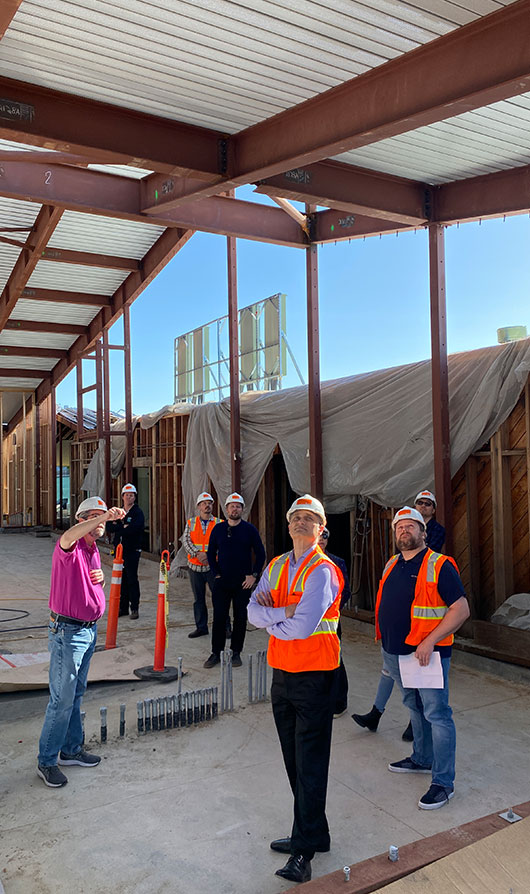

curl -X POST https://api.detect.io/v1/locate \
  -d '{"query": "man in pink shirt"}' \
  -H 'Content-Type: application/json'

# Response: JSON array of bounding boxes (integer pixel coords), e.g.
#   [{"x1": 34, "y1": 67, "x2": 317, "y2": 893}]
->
[{"x1": 37, "y1": 496, "x2": 125, "y2": 788}]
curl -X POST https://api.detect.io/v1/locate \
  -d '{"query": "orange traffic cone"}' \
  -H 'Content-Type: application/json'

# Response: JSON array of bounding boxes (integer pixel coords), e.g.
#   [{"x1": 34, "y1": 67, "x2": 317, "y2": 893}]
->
[
  {"x1": 105, "y1": 543, "x2": 123, "y2": 650},
  {"x1": 134, "y1": 550, "x2": 178, "y2": 682}
]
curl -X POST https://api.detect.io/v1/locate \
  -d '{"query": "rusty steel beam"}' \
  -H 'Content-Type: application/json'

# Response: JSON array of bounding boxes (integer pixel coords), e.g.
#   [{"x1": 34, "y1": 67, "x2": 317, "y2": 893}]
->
[
  {"x1": 5, "y1": 319, "x2": 86, "y2": 336},
  {"x1": 231, "y1": 0, "x2": 530, "y2": 182},
  {"x1": 429, "y1": 224, "x2": 452, "y2": 554},
  {"x1": 0, "y1": 345, "x2": 68, "y2": 359},
  {"x1": 306, "y1": 206, "x2": 323, "y2": 500},
  {"x1": 0, "y1": 160, "x2": 306, "y2": 246},
  {"x1": 312, "y1": 208, "x2": 413, "y2": 242},
  {"x1": 0, "y1": 76, "x2": 223, "y2": 177},
  {"x1": 0, "y1": 1, "x2": 22, "y2": 40},
  {"x1": 21, "y1": 287, "x2": 111, "y2": 306},
  {"x1": 40, "y1": 247, "x2": 139, "y2": 271},
  {"x1": 123, "y1": 305, "x2": 133, "y2": 483},
  {"x1": 35, "y1": 227, "x2": 194, "y2": 404},
  {"x1": 435, "y1": 164, "x2": 530, "y2": 224},
  {"x1": 0, "y1": 204, "x2": 63, "y2": 330},
  {"x1": 0, "y1": 367, "x2": 50, "y2": 378},
  {"x1": 227, "y1": 236, "x2": 241, "y2": 492},
  {"x1": 256, "y1": 160, "x2": 428, "y2": 224}
]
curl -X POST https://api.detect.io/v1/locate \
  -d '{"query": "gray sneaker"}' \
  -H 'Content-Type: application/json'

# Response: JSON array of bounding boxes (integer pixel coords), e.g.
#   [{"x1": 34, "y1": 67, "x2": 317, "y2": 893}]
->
[
  {"x1": 58, "y1": 750, "x2": 101, "y2": 767},
  {"x1": 388, "y1": 757, "x2": 431, "y2": 773},
  {"x1": 37, "y1": 764, "x2": 68, "y2": 787}
]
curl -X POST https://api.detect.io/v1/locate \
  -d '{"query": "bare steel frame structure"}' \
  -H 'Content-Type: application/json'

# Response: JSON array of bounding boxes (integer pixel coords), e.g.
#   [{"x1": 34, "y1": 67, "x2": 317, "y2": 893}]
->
[{"x1": 0, "y1": 0, "x2": 530, "y2": 541}]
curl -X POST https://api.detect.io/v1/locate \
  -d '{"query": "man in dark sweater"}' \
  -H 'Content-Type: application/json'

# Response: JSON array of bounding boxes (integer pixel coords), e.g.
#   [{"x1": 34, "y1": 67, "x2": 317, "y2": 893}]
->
[
  {"x1": 414, "y1": 490, "x2": 445, "y2": 552},
  {"x1": 107, "y1": 483, "x2": 145, "y2": 620},
  {"x1": 204, "y1": 492, "x2": 265, "y2": 669},
  {"x1": 318, "y1": 527, "x2": 351, "y2": 717}
]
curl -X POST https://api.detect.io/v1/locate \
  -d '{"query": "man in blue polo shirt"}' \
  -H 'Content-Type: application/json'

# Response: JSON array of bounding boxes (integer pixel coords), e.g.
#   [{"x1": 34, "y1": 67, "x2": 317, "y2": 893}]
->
[{"x1": 375, "y1": 506, "x2": 469, "y2": 810}]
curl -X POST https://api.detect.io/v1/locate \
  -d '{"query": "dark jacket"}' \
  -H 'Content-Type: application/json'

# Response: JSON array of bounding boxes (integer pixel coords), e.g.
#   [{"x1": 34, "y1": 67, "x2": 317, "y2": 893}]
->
[
  {"x1": 426, "y1": 518, "x2": 445, "y2": 552},
  {"x1": 326, "y1": 550, "x2": 352, "y2": 610},
  {"x1": 108, "y1": 502, "x2": 145, "y2": 552},
  {"x1": 207, "y1": 519, "x2": 265, "y2": 586}
]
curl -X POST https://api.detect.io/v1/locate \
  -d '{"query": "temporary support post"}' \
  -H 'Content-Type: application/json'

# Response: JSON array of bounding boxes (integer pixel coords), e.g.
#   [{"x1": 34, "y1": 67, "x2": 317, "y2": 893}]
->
[
  {"x1": 227, "y1": 235, "x2": 241, "y2": 492},
  {"x1": 22, "y1": 392, "x2": 27, "y2": 525},
  {"x1": 58, "y1": 419, "x2": 63, "y2": 529},
  {"x1": 428, "y1": 223, "x2": 452, "y2": 553},
  {"x1": 306, "y1": 209, "x2": 323, "y2": 499}
]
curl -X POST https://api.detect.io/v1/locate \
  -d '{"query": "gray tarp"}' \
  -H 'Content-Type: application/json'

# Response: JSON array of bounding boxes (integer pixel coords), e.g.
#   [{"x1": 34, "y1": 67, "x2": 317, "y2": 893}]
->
[
  {"x1": 181, "y1": 339, "x2": 530, "y2": 517},
  {"x1": 82, "y1": 339, "x2": 530, "y2": 528}
]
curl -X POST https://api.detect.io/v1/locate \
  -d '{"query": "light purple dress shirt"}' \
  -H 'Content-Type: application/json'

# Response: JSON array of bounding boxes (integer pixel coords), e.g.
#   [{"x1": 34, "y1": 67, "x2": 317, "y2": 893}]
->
[{"x1": 247, "y1": 546, "x2": 339, "y2": 640}]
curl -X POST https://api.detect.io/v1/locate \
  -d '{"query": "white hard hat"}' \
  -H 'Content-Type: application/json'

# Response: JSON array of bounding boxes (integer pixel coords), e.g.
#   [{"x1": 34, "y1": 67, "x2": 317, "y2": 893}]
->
[
  {"x1": 122, "y1": 483, "x2": 137, "y2": 494},
  {"x1": 225, "y1": 492, "x2": 245, "y2": 506},
  {"x1": 287, "y1": 494, "x2": 326, "y2": 525},
  {"x1": 196, "y1": 491, "x2": 214, "y2": 504},
  {"x1": 392, "y1": 506, "x2": 425, "y2": 530},
  {"x1": 415, "y1": 490, "x2": 436, "y2": 507},
  {"x1": 75, "y1": 496, "x2": 108, "y2": 520}
]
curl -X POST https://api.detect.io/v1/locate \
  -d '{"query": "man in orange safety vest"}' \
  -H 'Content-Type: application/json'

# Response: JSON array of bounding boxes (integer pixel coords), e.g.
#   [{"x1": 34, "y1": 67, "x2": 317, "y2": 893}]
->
[
  {"x1": 248, "y1": 494, "x2": 343, "y2": 885},
  {"x1": 181, "y1": 492, "x2": 223, "y2": 638}
]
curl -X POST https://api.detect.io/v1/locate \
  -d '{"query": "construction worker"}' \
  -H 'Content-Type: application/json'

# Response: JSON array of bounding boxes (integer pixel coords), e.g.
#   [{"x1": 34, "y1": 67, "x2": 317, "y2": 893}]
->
[
  {"x1": 352, "y1": 491, "x2": 445, "y2": 741},
  {"x1": 108, "y1": 483, "x2": 145, "y2": 620},
  {"x1": 181, "y1": 491, "x2": 223, "y2": 638},
  {"x1": 377, "y1": 506, "x2": 469, "y2": 809},
  {"x1": 317, "y1": 526, "x2": 350, "y2": 717},
  {"x1": 414, "y1": 490, "x2": 445, "y2": 552},
  {"x1": 37, "y1": 497, "x2": 125, "y2": 787},
  {"x1": 203, "y1": 492, "x2": 265, "y2": 669},
  {"x1": 248, "y1": 495, "x2": 343, "y2": 884}
]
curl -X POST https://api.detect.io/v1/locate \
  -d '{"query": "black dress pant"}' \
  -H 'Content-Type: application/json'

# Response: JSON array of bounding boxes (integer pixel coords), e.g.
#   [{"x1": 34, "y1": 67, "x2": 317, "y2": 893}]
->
[
  {"x1": 271, "y1": 667, "x2": 338, "y2": 860},
  {"x1": 211, "y1": 579, "x2": 249, "y2": 655},
  {"x1": 119, "y1": 549, "x2": 141, "y2": 612}
]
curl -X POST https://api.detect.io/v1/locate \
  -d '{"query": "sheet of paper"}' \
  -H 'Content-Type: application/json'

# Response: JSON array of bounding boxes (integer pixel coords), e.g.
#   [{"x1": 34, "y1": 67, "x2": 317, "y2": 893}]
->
[{"x1": 398, "y1": 651, "x2": 444, "y2": 689}]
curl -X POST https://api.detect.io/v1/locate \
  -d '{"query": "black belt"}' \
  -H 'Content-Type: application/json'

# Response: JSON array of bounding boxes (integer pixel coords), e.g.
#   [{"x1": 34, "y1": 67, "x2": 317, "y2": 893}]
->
[{"x1": 50, "y1": 611, "x2": 98, "y2": 628}]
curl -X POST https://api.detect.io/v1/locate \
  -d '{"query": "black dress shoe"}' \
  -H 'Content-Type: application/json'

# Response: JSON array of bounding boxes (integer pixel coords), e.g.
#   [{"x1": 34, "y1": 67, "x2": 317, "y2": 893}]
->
[
  {"x1": 270, "y1": 837, "x2": 330, "y2": 854},
  {"x1": 270, "y1": 837, "x2": 291, "y2": 853},
  {"x1": 275, "y1": 855, "x2": 311, "y2": 884},
  {"x1": 188, "y1": 628, "x2": 208, "y2": 638}
]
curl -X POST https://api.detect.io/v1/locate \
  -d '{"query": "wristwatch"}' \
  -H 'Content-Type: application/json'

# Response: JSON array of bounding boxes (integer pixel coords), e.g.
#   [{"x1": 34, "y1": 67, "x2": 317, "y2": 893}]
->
[{"x1": 252, "y1": 571, "x2": 259, "y2": 579}]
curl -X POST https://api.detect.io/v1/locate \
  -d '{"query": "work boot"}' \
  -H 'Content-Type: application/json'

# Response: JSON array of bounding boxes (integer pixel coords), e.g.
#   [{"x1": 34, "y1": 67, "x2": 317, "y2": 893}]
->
[
  {"x1": 352, "y1": 705, "x2": 382, "y2": 732},
  {"x1": 203, "y1": 653, "x2": 220, "y2": 668},
  {"x1": 231, "y1": 652, "x2": 242, "y2": 667},
  {"x1": 130, "y1": 610, "x2": 139, "y2": 620}
]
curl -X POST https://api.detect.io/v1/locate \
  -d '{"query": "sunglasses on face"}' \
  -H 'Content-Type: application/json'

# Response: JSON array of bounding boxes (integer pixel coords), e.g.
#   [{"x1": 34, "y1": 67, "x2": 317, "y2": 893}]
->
[{"x1": 416, "y1": 500, "x2": 433, "y2": 507}]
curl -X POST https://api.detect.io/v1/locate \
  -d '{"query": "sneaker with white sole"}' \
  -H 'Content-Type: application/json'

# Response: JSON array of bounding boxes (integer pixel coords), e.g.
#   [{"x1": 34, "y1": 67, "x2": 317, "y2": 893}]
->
[
  {"x1": 418, "y1": 784, "x2": 454, "y2": 810},
  {"x1": 388, "y1": 757, "x2": 431, "y2": 773},
  {"x1": 37, "y1": 764, "x2": 68, "y2": 787},
  {"x1": 58, "y1": 749, "x2": 101, "y2": 767}
]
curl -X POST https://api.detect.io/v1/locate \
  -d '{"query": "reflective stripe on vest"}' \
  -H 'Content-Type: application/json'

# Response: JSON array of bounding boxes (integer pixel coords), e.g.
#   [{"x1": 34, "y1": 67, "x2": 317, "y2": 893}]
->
[
  {"x1": 313, "y1": 617, "x2": 339, "y2": 634},
  {"x1": 412, "y1": 605, "x2": 448, "y2": 620},
  {"x1": 187, "y1": 516, "x2": 218, "y2": 565}
]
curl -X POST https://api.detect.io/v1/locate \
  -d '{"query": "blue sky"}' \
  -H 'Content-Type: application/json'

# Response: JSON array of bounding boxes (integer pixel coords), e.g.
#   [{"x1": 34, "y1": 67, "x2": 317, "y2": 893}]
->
[{"x1": 57, "y1": 191, "x2": 530, "y2": 416}]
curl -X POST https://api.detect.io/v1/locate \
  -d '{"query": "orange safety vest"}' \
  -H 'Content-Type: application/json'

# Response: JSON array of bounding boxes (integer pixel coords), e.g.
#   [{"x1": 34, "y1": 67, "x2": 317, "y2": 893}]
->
[
  {"x1": 374, "y1": 549, "x2": 459, "y2": 648},
  {"x1": 187, "y1": 516, "x2": 221, "y2": 567},
  {"x1": 267, "y1": 546, "x2": 344, "y2": 672}
]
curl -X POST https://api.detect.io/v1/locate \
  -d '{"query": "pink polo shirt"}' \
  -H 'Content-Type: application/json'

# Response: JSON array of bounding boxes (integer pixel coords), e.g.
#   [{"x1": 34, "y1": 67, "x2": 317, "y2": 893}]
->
[{"x1": 49, "y1": 537, "x2": 105, "y2": 622}]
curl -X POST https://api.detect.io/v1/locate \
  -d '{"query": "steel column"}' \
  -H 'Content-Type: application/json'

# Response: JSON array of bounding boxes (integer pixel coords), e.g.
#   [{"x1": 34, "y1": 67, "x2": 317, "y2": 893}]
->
[
  {"x1": 0, "y1": 393, "x2": 3, "y2": 527},
  {"x1": 123, "y1": 305, "x2": 134, "y2": 483},
  {"x1": 227, "y1": 236, "x2": 241, "y2": 492},
  {"x1": 429, "y1": 223, "x2": 452, "y2": 552},
  {"x1": 50, "y1": 388, "x2": 56, "y2": 529},
  {"x1": 34, "y1": 396, "x2": 41, "y2": 526},
  {"x1": 306, "y1": 212, "x2": 323, "y2": 500},
  {"x1": 58, "y1": 419, "x2": 63, "y2": 529}
]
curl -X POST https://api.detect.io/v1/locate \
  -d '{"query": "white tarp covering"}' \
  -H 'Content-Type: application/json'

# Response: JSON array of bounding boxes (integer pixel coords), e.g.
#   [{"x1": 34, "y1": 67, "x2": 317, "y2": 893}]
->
[{"x1": 182, "y1": 339, "x2": 530, "y2": 516}]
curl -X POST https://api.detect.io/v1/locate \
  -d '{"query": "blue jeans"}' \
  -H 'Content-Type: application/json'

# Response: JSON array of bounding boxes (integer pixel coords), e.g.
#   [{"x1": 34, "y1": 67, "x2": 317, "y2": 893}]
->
[
  {"x1": 38, "y1": 620, "x2": 97, "y2": 766},
  {"x1": 382, "y1": 648, "x2": 456, "y2": 791},
  {"x1": 374, "y1": 663, "x2": 395, "y2": 713}
]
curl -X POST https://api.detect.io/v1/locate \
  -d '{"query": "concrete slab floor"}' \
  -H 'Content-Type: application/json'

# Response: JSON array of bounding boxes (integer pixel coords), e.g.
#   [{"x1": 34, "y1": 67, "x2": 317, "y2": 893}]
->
[{"x1": 1, "y1": 532, "x2": 530, "y2": 893}]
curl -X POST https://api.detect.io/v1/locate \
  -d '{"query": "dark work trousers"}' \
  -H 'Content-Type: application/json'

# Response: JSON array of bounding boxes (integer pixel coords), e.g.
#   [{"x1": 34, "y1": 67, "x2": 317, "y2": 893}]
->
[
  {"x1": 211, "y1": 579, "x2": 249, "y2": 655},
  {"x1": 271, "y1": 667, "x2": 338, "y2": 860},
  {"x1": 119, "y1": 549, "x2": 141, "y2": 613},
  {"x1": 334, "y1": 619, "x2": 349, "y2": 714},
  {"x1": 188, "y1": 568, "x2": 216, "y2": 633}
]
